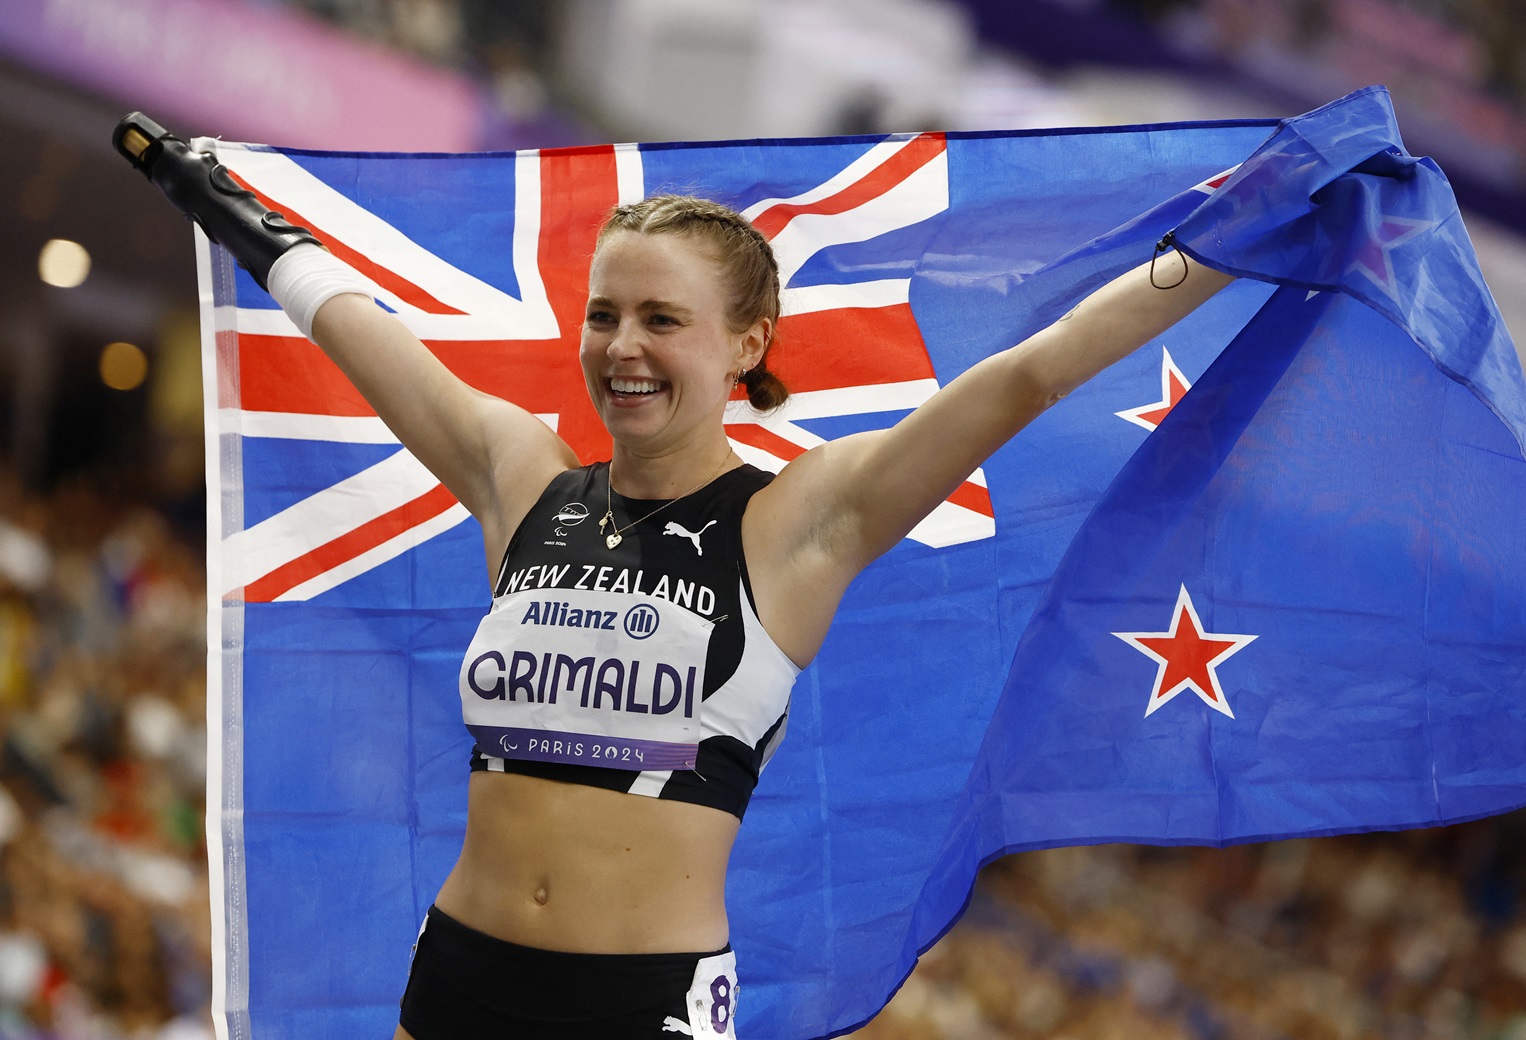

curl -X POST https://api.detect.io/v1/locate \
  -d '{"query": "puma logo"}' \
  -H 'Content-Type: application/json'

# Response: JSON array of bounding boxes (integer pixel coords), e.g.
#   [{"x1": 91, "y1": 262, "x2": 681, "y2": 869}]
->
[
  {"x1": 663, "y1": 519, "x2": 718, "y2": 556},
  {"x1": 661, "y1": 1017, "x2": 693, "y2": 1035}
]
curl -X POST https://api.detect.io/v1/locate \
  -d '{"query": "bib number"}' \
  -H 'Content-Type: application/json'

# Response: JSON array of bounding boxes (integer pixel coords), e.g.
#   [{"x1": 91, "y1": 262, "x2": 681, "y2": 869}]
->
[{"x1": 686, "y1": 950, "x2": 738, "y2": 1038}]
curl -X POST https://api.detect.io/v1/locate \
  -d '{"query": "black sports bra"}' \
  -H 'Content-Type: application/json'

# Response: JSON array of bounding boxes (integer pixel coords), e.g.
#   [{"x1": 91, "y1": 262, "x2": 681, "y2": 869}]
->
[{"x1": 460, "y1": 463, "x2": 799, "y2": 819}]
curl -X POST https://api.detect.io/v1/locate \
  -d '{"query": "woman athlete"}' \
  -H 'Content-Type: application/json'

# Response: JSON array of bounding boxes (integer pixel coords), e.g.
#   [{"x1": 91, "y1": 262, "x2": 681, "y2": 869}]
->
[{"x1": 115, "y1": 114, "x2": 1233, "y2": 1039}]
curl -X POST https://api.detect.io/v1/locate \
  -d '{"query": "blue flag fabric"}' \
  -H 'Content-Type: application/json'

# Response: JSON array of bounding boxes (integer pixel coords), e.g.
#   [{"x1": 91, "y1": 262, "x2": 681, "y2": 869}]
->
[{"x1": 197, "y1": 85, "x2": 1526, "y2": 1039}]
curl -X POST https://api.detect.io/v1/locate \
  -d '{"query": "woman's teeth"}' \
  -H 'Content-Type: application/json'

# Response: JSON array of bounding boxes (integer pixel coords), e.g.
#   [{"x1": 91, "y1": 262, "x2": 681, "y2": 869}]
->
[{"x1": 611, "y1": 378, "x2": 661, "y2": 394}]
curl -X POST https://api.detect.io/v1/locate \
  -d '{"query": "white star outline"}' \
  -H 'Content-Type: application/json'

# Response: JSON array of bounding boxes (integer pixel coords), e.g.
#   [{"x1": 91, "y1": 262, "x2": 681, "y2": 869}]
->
[
  {"x1": 1112, "y1": 585, "x2": 1258, "y2": 719},
  {"x1": 1115, "y1": 347, "x2": 1191, "y2": 432}
]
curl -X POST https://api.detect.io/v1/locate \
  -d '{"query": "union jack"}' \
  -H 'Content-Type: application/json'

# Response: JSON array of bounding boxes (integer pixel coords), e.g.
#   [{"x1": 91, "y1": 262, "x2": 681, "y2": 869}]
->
[{"x1": 205, "y1": 132, "x2": 1001, "y2": 604}]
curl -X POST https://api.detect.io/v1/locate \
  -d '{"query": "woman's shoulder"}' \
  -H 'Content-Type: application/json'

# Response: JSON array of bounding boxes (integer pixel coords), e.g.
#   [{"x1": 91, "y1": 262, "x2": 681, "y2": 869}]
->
[
  {"x1": 714, "y1": 463, "x2": 775, "y2": 511},
  {"x1": 535, "y1": 462, "x2": 604, "y2": 500},
  {"x1": 726, "y1": 462, "x2": 775, "y2": 491}
]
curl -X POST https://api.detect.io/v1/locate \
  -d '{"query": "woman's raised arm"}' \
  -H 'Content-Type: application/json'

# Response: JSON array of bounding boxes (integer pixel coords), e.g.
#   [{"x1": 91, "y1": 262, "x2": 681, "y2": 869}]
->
[
  {"x1": 748, "y1": 249, "x2": 1233, "y2": 662},
  {"x1": 114, "y1": 113, "x2": 575, "y2": 563},
  {"x1": 303, "y1": 287, "x2": 576, "y2": 556}
]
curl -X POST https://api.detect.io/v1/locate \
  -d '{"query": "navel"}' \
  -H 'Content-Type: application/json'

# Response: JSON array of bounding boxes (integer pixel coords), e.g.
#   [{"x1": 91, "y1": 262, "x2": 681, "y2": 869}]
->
[{"x1": 532, "y1": 885, "x2": 549, "y2": 907}]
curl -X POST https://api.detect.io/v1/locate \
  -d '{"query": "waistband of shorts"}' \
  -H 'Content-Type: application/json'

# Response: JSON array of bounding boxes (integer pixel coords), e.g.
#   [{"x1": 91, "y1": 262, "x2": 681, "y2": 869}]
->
[{"x1": 425, "y1": 905, "x2": 731, "y2": 965}]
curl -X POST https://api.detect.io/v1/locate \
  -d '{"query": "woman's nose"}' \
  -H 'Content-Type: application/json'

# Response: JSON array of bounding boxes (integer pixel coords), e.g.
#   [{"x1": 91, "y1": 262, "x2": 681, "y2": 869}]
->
[{"x1": 607, "y1": 319, "x2": 643, "y2": 359}]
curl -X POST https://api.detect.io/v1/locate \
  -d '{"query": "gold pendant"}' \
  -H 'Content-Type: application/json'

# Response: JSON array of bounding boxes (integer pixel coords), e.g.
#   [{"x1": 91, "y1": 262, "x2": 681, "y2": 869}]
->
[{"x1": 605, "y1": 532, "x2": 622, "y2": 550}]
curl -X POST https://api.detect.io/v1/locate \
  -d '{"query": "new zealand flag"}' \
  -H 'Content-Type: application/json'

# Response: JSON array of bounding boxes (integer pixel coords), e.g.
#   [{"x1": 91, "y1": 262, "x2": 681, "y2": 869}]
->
[{"x1": 196, "y1": 86, "x2": 1526, "y2": 1038}]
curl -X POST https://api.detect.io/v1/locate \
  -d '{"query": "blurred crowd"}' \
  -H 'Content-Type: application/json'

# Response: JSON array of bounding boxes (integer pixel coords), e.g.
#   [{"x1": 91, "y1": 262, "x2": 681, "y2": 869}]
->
[
  {"x1": 0, "y1": 469, "x2": 210, "y2": 1039},
  {"x1": 851, "y1": 815, "x2": 1526, "y2": 1040}
]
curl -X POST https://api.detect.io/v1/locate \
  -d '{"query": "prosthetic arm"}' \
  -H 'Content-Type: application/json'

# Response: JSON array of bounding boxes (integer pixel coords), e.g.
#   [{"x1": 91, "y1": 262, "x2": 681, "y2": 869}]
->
[
  {"x1": 114, "y1": 113, "x2": 372, "y2": 338},
  {"x1": 113, "y1": 112, "x2": 321, "y2": 290}
]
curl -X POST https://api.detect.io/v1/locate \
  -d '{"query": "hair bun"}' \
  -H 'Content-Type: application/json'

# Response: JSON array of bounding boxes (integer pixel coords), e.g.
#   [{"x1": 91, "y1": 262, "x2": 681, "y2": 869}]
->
[{"x1": 742, "y1": 365, "x2": 788, "y2": 412}]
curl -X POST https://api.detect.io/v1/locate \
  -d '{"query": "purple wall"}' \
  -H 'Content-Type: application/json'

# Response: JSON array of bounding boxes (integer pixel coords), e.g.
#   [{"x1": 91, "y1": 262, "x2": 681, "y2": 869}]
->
[{"x1": 1, "y1": 0, "x2": 484, "y2": 151}]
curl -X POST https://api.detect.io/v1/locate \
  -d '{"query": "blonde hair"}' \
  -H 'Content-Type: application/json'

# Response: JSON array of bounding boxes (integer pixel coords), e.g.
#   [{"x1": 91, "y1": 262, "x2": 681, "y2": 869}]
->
[{"x1": 597, "y1": 195, "x2": 789, "y2": 411}]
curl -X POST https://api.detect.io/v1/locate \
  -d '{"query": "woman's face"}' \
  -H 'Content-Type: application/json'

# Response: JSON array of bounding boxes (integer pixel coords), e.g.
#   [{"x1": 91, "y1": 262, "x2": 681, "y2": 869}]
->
[{"x1": 580, "y1": 231, "x2": 759, "y2": 456}]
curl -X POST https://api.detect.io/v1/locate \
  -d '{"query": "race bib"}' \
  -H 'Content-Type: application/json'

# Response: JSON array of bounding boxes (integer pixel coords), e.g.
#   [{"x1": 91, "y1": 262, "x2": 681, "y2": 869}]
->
[
  {"x1": 685, "y1": 949, "x2": 739, "y2": 1038},
  {"x1": 459, "y1": 588, "x2": 712, "y2": 771}
]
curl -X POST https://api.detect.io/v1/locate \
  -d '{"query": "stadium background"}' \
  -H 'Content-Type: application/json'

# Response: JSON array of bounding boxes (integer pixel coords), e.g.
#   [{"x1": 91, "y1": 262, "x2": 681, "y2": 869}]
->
[{"x1": 0, "y1": 0, "x2": 1523, "y2": 1036}]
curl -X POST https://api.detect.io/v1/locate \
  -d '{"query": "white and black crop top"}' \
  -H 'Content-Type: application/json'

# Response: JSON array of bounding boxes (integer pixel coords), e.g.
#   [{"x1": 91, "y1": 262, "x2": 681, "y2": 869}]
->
[{"x1": 460, "y1": 462, "x2": 799, "y2": 819}]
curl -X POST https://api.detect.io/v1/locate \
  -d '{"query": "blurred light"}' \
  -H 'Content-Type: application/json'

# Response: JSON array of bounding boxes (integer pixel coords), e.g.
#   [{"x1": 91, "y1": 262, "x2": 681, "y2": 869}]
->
[
  {"x1": 100, "y1": 341, "x2": 148, "y2": 391},
  {"x1": 38, "y1": 238, "x2": 90, "y2": 287}
]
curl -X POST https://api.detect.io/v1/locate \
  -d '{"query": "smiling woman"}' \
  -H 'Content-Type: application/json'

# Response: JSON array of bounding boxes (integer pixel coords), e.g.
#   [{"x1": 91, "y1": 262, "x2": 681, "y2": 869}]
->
[
  {"x1": 578, "y1": 225, "x2": 763, "y2": 486},
  {"x1": 591, "y1": 195, "x2": 789, "y2": 411},
  {"x1": 115, "y1": 112, "x2": 1234, "y2": 1039}
]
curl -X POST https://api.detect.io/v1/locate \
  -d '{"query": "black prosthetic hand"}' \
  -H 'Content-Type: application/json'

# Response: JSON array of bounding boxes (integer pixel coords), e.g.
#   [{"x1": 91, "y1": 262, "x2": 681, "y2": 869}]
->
[{"x1": 113, "y1": 112, "x2": 321, "y2": 290}]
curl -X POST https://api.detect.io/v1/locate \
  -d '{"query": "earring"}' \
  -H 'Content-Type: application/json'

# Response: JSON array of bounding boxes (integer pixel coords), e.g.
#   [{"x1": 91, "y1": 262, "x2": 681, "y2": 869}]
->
[{"x1": 733, "y1": 366, "x2": 749, "y2": 387}]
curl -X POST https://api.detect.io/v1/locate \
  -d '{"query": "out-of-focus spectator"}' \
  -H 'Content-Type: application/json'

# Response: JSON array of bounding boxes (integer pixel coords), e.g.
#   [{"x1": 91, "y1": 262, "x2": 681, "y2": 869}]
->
[
  {"x1": 847, "y1": 813, "x2": 1526, "y2": 1040},
  {"x1": 0, "y1": 468, "x2": 211, "y2": 1040}
]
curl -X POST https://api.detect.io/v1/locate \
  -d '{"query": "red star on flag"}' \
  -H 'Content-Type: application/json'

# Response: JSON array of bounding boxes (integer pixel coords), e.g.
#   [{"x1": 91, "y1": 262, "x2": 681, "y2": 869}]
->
[
  {"x1": 1347, "y1": 214, "x2": 1433, "y2": 293},
  {"x1": 1115, "y1": 347, "x2": 1191, "y2": 432},
  {"x1": 1113, "y1": 586, "x2": 1257, "y2": 718}
]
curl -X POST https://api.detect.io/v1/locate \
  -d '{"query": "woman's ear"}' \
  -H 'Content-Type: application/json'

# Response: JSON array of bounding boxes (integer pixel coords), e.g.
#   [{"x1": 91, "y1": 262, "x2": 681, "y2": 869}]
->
[{"x1": 740, "y1": 317, "x2": 773, "y2": 371}]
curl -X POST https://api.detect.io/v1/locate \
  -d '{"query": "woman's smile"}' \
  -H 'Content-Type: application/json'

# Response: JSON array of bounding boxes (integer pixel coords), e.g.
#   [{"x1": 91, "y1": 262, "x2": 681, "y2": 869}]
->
[
  {"x1": 607, "y1": 376, "x2": 670, "y2": 405},
  {"x1": 610, "y1": 377, "x2": 665, "y2": 395}
]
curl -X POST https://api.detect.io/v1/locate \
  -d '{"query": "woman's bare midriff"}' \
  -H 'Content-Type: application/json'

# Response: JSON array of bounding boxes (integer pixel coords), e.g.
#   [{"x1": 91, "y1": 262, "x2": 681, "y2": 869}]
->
[{"x1": 432, "y1": 770, "x2": 740, "y2": 955}]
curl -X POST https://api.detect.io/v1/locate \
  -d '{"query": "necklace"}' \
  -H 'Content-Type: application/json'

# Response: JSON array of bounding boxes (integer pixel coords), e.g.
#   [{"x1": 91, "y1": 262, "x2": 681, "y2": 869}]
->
[{"x1": 599, "y1": 450, "x2": 734, "y2": 550}]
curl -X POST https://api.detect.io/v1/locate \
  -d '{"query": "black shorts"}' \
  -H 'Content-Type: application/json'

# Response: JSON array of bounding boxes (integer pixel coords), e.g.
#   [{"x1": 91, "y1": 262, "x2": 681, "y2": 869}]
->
[{"x1": 398, "y1": 906, "x2": 740, "y2": 1039}]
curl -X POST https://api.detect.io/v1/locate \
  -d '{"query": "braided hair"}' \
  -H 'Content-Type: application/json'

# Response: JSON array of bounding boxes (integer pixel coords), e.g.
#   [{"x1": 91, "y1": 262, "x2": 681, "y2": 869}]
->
[{"x1": 596, "y1": 195, "x2": 789, "y2": 412}]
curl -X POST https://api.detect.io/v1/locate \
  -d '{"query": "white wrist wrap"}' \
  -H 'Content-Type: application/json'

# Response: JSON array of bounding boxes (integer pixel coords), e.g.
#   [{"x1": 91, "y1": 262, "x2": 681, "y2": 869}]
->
[{"x1": 267, "y1": 244, "x2": 375, "y2": 340}]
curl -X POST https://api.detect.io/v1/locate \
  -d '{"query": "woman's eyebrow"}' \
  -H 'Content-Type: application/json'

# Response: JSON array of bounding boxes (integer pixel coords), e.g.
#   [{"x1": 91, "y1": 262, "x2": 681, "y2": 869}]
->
[
  {"x1": 642, "y1": 299, "x2": 693, "y2": 316},
  {"x1": 585, "y1": 295, "x2": 694, "y2": 316}
]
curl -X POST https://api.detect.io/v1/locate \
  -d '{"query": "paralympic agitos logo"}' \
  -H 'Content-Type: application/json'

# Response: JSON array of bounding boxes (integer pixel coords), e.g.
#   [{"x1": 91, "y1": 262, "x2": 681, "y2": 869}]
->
[{"x1": 554, "y1": 502, "x2": 589, "y2": 537}]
